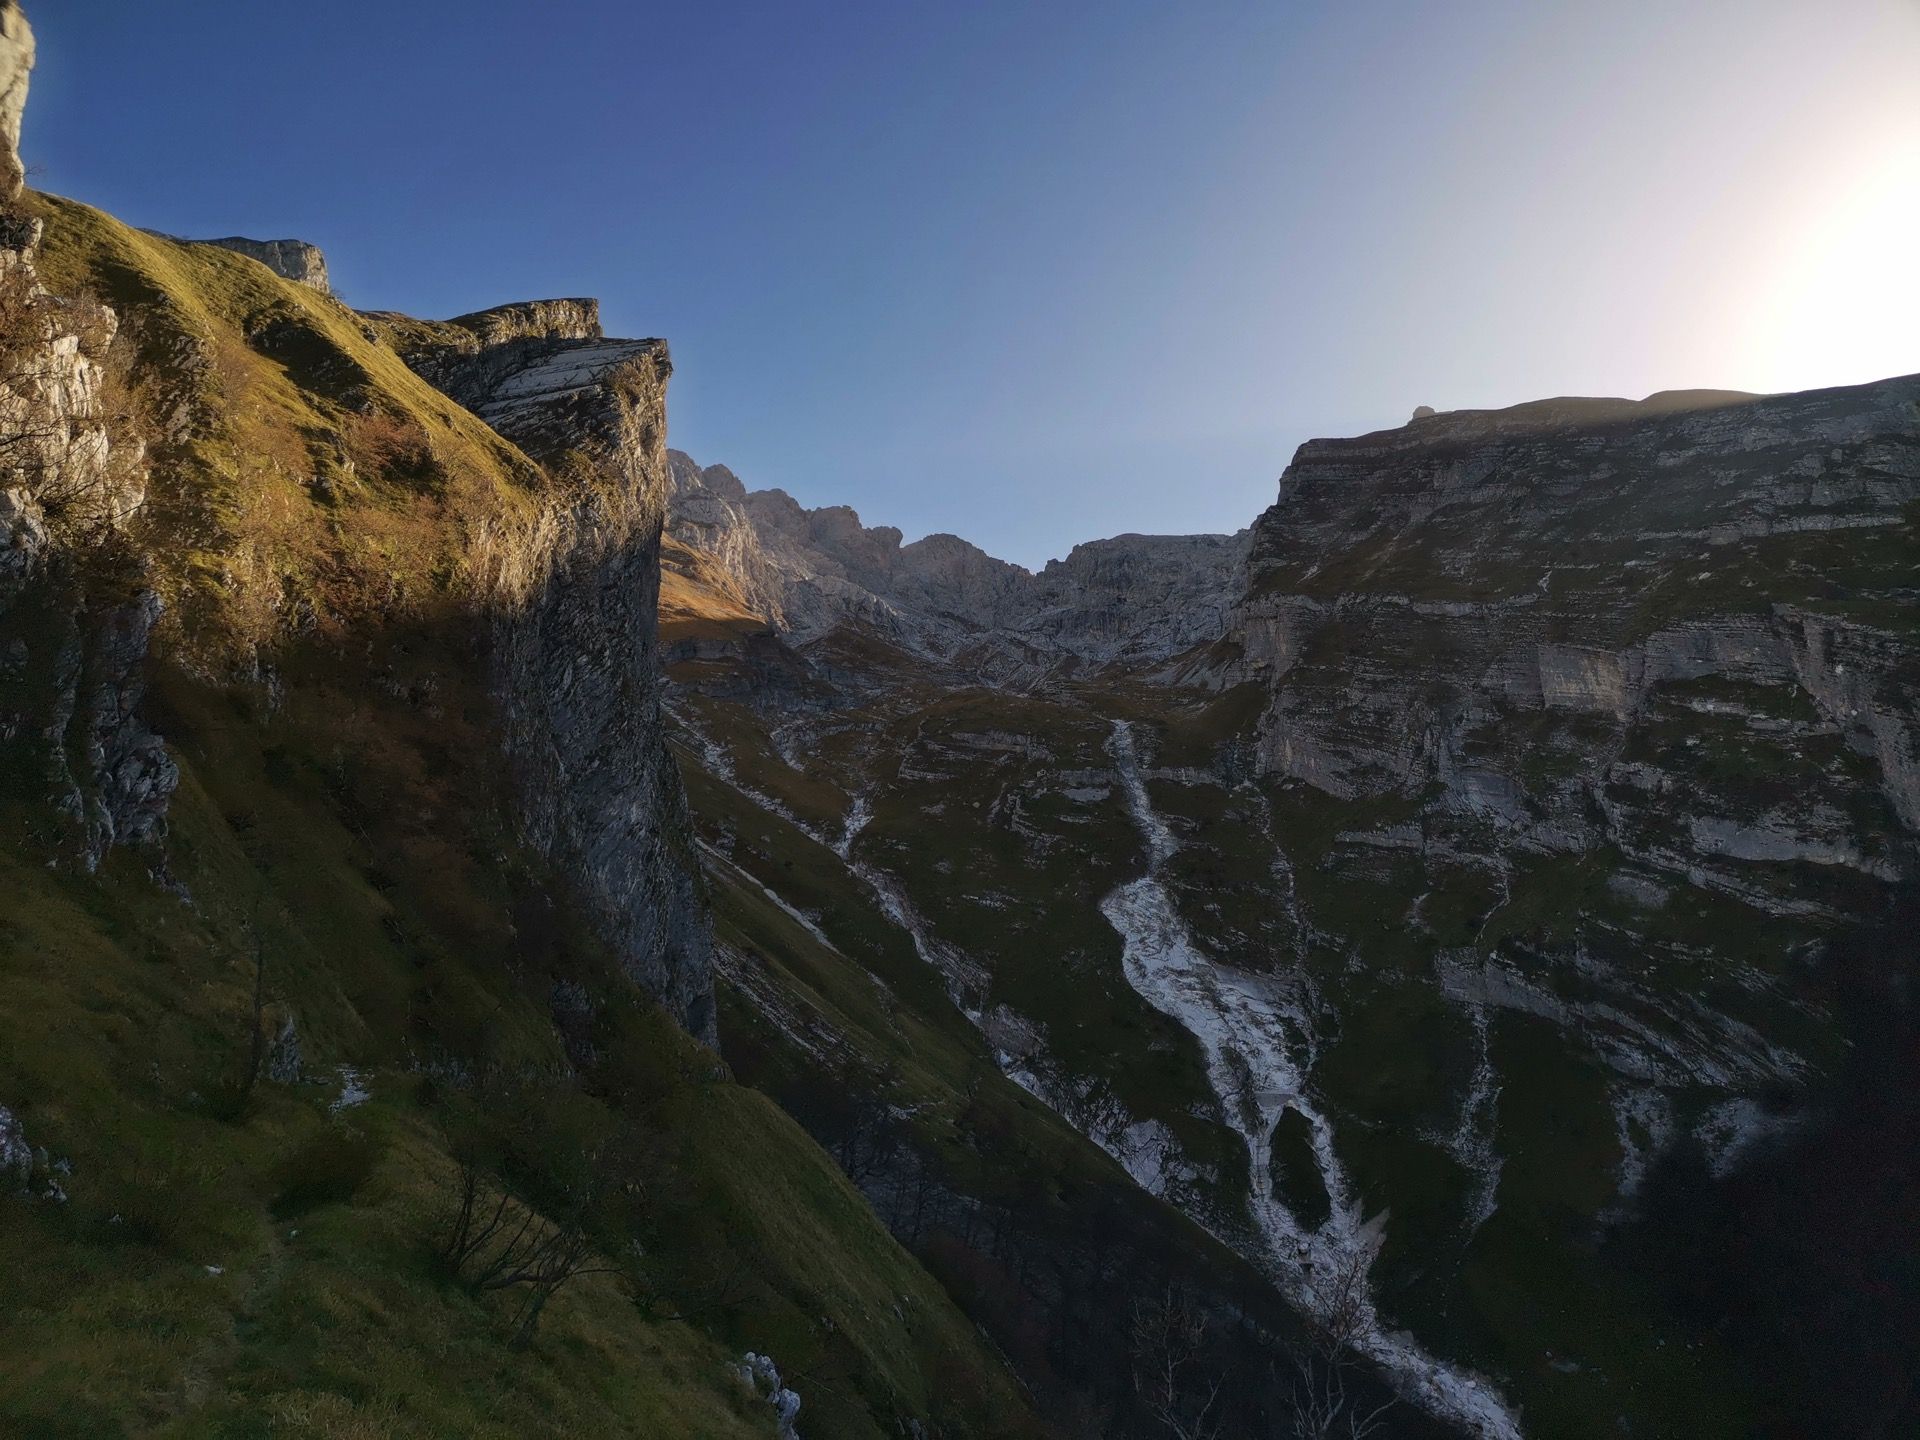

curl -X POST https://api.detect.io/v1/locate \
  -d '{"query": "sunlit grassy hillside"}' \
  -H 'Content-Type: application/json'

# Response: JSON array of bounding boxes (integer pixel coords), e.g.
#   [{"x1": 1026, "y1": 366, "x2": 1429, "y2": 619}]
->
[{"x1": 0, "y1": 195, "x2": 1044, "y2": 1440}]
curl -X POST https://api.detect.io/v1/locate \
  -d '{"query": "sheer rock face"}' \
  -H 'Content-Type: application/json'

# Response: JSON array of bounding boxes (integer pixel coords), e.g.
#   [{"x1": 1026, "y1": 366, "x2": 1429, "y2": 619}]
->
[
  {"x1": 1235, "y1": 376, "x2": 1920, "y2": 890},
  {"x1": 665, "y1": 448, "x2": 1250, "y2": 675},
  {"x1": 1028, "y1": 531, "x2": 1252, "y2": 669},
  {"x1": 0, "y1": 3, "x2": 173, "y2": 870},
  {"x1": 666, "y1": 451, "x2": 788, "y2": 627},
  {"x1": 199, "y1": 237, "x2": 330, "y2": 294},
  {"x1": 396, "y1": 316, "x2": 717, "y2": 1042},
  {"x1": 0, "y1": 1, "x2": 32, "y2": 202}
]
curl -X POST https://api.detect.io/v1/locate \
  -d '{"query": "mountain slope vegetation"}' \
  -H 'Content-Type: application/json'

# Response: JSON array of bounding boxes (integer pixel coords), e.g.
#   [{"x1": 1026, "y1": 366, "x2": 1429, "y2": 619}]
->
[
  {"x1": 657, "y1": 375, "x2": 1920, "y2": 1438},
  {"x1": 1, "y1": 179, "x2": 1044, "y2": 1439}
]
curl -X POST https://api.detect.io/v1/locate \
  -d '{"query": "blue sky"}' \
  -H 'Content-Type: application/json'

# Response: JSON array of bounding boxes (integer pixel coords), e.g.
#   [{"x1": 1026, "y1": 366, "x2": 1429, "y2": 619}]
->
[{"x1": 34, "y1": 1, "x2": 1920, "y2": 568}]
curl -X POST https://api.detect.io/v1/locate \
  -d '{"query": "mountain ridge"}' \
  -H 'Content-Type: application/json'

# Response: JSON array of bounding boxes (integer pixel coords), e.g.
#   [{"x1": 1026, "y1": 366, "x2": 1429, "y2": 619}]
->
[
  {"x1": 658, "y1": 360, "x2": 1920, "y2": 1438},
  {"x1": 666, "y1": 446, "x2": 1253, "y2": 679}
]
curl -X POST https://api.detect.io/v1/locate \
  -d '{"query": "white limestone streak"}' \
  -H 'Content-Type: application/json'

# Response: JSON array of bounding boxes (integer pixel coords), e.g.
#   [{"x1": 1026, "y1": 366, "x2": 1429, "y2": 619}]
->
[
  {"x1": 1102, "y1": 721, "x2": 1523, "y2": 1440},
  {"x1": 1447, "y1": 1005, "x2": 1503, "y2": 1236},
  {"x1": 674, "y1": 704, "x2": 1518, "y2": 1432},
  {"x1": 671, "y1": 713, "x2": 1178, "y2": 1195}
]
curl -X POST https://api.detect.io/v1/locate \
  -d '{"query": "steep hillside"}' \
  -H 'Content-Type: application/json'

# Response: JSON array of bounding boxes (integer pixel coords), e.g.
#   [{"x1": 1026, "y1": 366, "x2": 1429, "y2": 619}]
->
[
  {"x1": 0, "y1": 11, "x2": 1046, "y2": 1434},
  {"x1": 9, "y1": 2, "x2": 1916, "y2": 1435},
  {"x1": 1219, "y1": 380, "x2": 1920, "y2": 1432},
  {"x1": 659, "y1": 379, "x2": 1920, "y2": 1437}
]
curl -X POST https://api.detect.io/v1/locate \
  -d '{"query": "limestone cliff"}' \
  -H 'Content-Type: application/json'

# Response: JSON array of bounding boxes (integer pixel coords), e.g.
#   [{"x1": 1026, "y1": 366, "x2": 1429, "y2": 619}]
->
[
  {"x1": 199, "y1": 236, "x2": 330, "y2": 293},
  {"x1": 0, "y1": 0, "x2": 30, "y2": 203},
  {"x1": 1236, "y1": 378, "x2": 1920, "y2": 889},
  {"x1": 387, "y1": 305, "x2": 716, "y2": 1041},
  {"x1": 0, "y1": 0, "x2": 173, "y2": 870}
]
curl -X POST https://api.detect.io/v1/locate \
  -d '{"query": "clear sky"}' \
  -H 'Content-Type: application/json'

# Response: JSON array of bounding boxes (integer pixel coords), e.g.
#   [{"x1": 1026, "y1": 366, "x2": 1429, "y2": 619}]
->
[{"x1": 32, "y1": 1, "x2": 1920, "y2": 569}]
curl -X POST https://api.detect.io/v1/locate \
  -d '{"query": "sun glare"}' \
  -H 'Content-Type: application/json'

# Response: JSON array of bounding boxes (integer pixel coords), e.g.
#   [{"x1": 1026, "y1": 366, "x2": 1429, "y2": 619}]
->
[{"x1": 1740, "y1": 124, "x2": 1920, "y2": 393}]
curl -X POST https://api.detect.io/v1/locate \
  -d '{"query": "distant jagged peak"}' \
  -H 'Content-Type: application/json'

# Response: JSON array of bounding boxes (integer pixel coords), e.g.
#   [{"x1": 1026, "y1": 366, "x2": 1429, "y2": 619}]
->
[
  {"x1": 665, "y1": 448, "x2": 1251, "y2": 672},
  {"x1": 669, "y1": 449, "x2": 746, "y2": 502},
  {"x1": 1043, "y1": 528, "x2": 1250, "y2": 573}
]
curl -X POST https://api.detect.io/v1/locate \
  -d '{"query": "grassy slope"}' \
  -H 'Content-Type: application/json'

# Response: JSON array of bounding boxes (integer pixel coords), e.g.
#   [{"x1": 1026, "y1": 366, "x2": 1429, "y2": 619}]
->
[
  {"x1": 0, "y1": 197, "x2": 1043, "y2": 1439},
  {"x1": 27, "y1": 194, "x2": 551, "y2": 657}
]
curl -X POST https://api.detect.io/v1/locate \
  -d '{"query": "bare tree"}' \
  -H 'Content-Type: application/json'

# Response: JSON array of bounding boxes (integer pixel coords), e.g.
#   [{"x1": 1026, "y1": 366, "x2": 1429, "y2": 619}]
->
[
  {"x1": 1288, "y1": 1250, "x2": 1393, "y2": 1439},
  {"x1": 629, "y1": 1235, "x2": 759, "y2": 1326},
  {"x1": 436, "y1": 1156, "x2": 620, "y2": 1348},
  {"x1": 1131, "y1": 1286, "x2": 1224, "y2": 1440},
  {"x1": 1288, "y1": 1356, "x2": 1394, "y2": 1440}
]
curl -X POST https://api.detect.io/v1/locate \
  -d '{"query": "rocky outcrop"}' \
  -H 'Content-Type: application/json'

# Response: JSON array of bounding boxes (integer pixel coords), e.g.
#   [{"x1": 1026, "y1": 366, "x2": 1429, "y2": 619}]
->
[
  {"x1": 444, "y1": 297, "x2": 601, "y2": 348},
  {"x1": 666, "y1": 449, "x2": 1250, "y2": 674},
  {"x1": 199, "y1": 236, "x2": 330, "y2": 293},
  {"x1": 396, "y1": 312, "x2": 717, "y2": 1042},
  {"x1": 1236, "y1": 376, "x2": 1920, "y2": 875},
  {"x1": 0, "y1": 0, "x2": 171, "y2": 870},
  {"x1": 41, "y1": 589, "x2": 178, "y2": 868},
  {"x1": 375, "y1": 300, "x2": 640, "y2": 454},
  {"x1": 0, "y1": 1103, "x2": 28, "y2": 1184},
  {"x1": 0, "y1": 1, "x2": 31, "y2": 203}
]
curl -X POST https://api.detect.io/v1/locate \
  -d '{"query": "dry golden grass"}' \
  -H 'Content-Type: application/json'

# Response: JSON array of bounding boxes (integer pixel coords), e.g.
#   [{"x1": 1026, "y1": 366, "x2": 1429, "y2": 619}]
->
[
  {"x1": 658, "y1": 534, "x2": 768, "y2": 645},
  {"x1": 22, "y1": 193, "x2": 589, "y2": 659}
]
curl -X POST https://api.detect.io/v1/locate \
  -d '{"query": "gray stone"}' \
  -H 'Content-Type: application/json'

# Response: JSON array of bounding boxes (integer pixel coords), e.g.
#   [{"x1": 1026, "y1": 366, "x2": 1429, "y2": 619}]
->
[
  {"x1": 198, "y1": 237, "x2": 330, "y2": 294},
  {"x1": 266, "y1": 1016, "x2": 303, "y2": 1084},
  {"x1": 393, "y1": 313, "x2": 716, "y2": 1043},
  {"x1": 664, "y1": 447, "x2": 1251, "y2": 677},
  {"x1": 0, "y1": 1104, "x2": 29, "y2": 1185}
]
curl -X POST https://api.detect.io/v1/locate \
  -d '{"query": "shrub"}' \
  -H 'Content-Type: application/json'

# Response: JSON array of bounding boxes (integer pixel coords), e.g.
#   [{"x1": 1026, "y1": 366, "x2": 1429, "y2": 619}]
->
[
  {"x1": 270, "y1": 1126, "x2": 381, "y2": 1219},
  {"x1": 340, "y1": 409, "x2": 438, "y2": 488}
]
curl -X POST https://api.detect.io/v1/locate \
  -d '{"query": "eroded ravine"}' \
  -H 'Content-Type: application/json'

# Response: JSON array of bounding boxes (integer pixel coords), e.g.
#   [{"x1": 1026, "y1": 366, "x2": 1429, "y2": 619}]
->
[
  {"x1": 1101, "y1": 721, "x2": 1523, "y2": 1440},
  {"x1": 674, "y1": 702, "x2": 1521, "y2": 1435}
]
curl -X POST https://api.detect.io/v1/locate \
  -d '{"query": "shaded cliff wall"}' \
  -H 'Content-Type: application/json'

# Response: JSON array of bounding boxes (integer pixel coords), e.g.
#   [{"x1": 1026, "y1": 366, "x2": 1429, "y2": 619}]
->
[
  {"x1": 1238, "y1": 380, "x2": 1920, "y2": 890},
  {"x1": 0, "y1": 0, "x2": 173, "y2": 871},
  {"x1": 390, "y1": 304, "x2": 717, "y2": 1041}
]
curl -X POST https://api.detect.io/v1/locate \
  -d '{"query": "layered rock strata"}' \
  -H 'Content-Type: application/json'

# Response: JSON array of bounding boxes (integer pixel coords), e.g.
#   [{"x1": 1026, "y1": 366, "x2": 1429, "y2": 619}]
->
[
  {"x1": 1237, "y1": 379, "x2": 1920, "y2": 877},
  {"x1": 392, "y1": 303, "x2": 717, "y2": 1041},
  {"x1": 199, "y1": 236, "x2": 330, "y2": 293},
  {"x1": 0, "y1": 0, "x2": 173, "y2": 869}
]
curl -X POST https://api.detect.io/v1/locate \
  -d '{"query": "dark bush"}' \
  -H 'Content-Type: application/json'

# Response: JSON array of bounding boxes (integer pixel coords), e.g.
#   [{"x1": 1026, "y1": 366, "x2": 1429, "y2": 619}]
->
[{"x1": 270, "y1": 1125, "x2": 381, "y2": 1218}]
